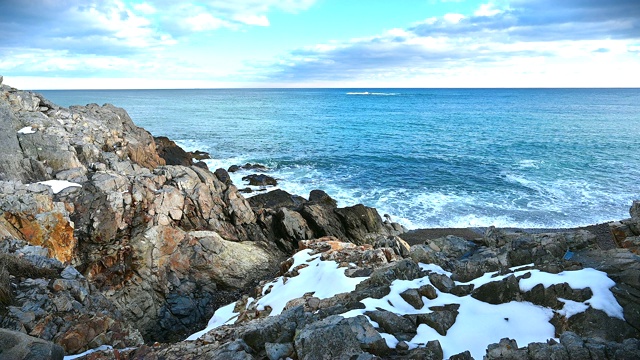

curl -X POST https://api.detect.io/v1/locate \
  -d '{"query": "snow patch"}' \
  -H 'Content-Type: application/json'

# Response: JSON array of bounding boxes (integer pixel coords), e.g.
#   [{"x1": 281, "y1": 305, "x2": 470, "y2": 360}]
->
[
  {"x1": 36, "y1": 180, "x2": 82, "y2": 194},
  {"x1": 18, "y1": 126, "x2": 36, "y2": 134}
]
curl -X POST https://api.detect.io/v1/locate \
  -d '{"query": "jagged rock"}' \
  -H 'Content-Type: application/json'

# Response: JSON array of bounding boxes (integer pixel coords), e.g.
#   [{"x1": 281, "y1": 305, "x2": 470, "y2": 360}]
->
[
  {"x1": 428, "y1": 235, "x2": 477, "y2": 259},
  {"x1": 403, "y1": 340, "x2": 443, "y2": 359},
  {"x1": 308, "y1": 189, "x2": 338, "y2": 208},
  {"x1": 0, "y1": 182, "x2": 77, "y2": 263},
  {"x1": 485, "y1": 338, "x2": 527, "y2": 359},
  {"x1": 365, "y1": 309, "x2": 416, "y2": 339},
  {"x1": 471, "y1": 275, "x2": 521, "y2": 304},
  {"x1": 485, "y1": 332, "x2": 640, "y2": 360},
  {"x1": 191, "y1": 150, "x2": 211, "y2": 160},
  {"x1": 0, "y1": 244, "x2": 143, "y2": 355},
  {"x1": 265, "y1": 342, "x2": 295, "y2": 360},
  {"x1": 415, "y1": 304, "x2": 459, "y2": 336},
  {"x1": 340, "y1": 315, "x2": 389, "y2": 355},
  {"x1": 154, "y1": 136, "x2": 193, "y2": 166},
  {"x1": 522, "y1": 282, "x2": 592, "y2": 309},
  {"x1": 566, "y1": 308, "x2": 639, "y2": 342},
  {"x1": 242, "y1": 174, "x2": 277, "y2": 186},
  {"x1": 228, "y1": 163, "x2": 269, "y2": 173},
  {"x1": 449, "y1": 350, "x2": 473, "y2": 359},
  {"x1": 241, "y1": 305, "x2": 306, "y2": 351},
  {"x1": 374, "y1": 235, "x2": 411, "y2": 257},
  {"x1": 294, "y1": 315, "x2": 368, "y2": 360},
  {"x1": 336, "y1": 204, "x2": 388, "y2": 245},
  {"x1": 400, "y1": 289, "x2": 424, "y2": 309},
  {"x1": 358, "y1": 259, "x2": 424, "y2": 291},
  {"x1": 0, "y1": 328, "x2": 64, "y2": 360},
  {"x1": 248, "y1": 189, "x2": 307, "y2": 209},
  {"x1": 277, "y1": 208, "x2": 314, "y2": 241},
  {"x1": 428, "y1": 273, "x2": 455, "y2": 293},
  {"x1": 215, "y1": 168, "x2": 232, "y2": 185},
  {"x1": 418, "y1": 284, "x2": 438, "y2": 300},
  {"x1": 300, "y1": 203, "x2": 347, "y2": 239}
]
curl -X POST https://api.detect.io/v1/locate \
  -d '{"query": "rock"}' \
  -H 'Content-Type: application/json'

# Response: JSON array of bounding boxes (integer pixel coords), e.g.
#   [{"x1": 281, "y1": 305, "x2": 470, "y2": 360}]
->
[
  {"x1": 566, "y1": 308, "x2": 639, "y2": 342},
  {"x1": 248, "y1": 189, "x2": 307, "y2": 209},
  {"x1": 299, "y1": 203, "x2": 347, "y2": 239},
  {"x1": 308, "y1": 189, "x2": 338, "y2": 208},
  {"x1": 340, "y1": 315, "x2": 389, "y2": 356},
  {"x1": 415, "y1": 305, "x2": 459, "y2": 336},
  {"x1": 428, "y1": 235, "x2": 477, "y2": 259},
  {"x1": 471, "y1": 275, "x2": 521, "y2": 304},
  {"x1": 242, "y1": 174, "x2": 277, "y2": 187},
  {"x1": 358, "y1": 259, "x2": 424, "y2": 290},
  {"x1": 485, "y1": 338, "x2": 527, "y2": 360},
  {"x1": 277, "y1": 208, "x2": 314, "y2": 242},
  {"x1": 428, "y1": 273, "x2": 455, "y2": 293},
  {"x1": 294, "y1": 315, "x2": 366, "y2": 360},
  {"x1": 373, "y1": 236, "x2": 411, "y2": 257},
  {"x1": 0, "y1": 328, "x2": 64, "y2": 360},
  {"x1": 241, "y1": 305, "x2": 305, "y2": 351},
  {"x1": 449, "y1": 350, "x2": 473, "y2": 359},
  {"x1": 418, "y1": 284, "x2": 438, "y2": 300},
  {"x1": 365, "y1": 310, "x2": 416, "y2": 339},
  {"x1": 214, "y1": 168, "x2": 232, "y2": 185},
  {"x1": 190, "y1": 150, "x2": 210, "y2": 160},
  {"x1": 404, "y1": 340, "x2": 443, "y2": 360},
  {"x1": 154, "y1": 136, "x2": 193, "y2": 166},
  {"x1": 335, "y1": 204, "x2": 387, "y2": 245},
  {"x1": 265, "y1": 342, "x2": 295, "y2": 360},
  {"x1": 400, "y1": 289, "x2": 424, "y2": 309}
]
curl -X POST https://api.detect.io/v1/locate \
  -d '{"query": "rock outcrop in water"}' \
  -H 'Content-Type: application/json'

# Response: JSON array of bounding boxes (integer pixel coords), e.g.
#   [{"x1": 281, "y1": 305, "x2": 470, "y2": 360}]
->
[{"x1": 1, "y1": 76, "x2": 639, "y2": 359}]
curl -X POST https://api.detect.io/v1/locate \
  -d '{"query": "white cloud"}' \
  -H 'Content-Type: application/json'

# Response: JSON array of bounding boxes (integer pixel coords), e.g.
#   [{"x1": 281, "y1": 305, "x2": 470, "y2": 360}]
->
[
  {"x1": 474, "y1": 3, "x2": 503, "y2": 17},
  {"x1": 133, "y1": 2, "x2": 156, "y2": 14},
  {"x1": 185, "y1": 13, "x2": 231, "y2": 31},
  {"x1": 443, "y1": 13, "x2": 465, "y2": 24},
  {"x1": 233, "y1": 14, "x2": 270, "y2": 27}
]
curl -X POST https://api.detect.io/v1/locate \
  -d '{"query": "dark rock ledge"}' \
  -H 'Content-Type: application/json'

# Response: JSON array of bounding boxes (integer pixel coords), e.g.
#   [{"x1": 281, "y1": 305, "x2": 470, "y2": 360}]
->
[{"x1": 0, "y1": 76, "x2": 639, "y2": 359}]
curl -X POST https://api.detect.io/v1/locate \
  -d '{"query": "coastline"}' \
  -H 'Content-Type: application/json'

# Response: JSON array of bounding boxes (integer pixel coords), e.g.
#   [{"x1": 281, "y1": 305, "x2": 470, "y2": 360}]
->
[
  {"x1": 402, "y1": 223, "x2": 617, "y2": 249},
  {"x1": 2, "y1": 78, "x2": 640, "y2": 359}
]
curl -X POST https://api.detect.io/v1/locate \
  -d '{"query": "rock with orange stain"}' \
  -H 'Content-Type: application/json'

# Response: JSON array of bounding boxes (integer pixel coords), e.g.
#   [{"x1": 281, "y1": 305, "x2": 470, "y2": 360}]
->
[{"x1": 1, "y1": 184, "x2": 77, "y2": 264}]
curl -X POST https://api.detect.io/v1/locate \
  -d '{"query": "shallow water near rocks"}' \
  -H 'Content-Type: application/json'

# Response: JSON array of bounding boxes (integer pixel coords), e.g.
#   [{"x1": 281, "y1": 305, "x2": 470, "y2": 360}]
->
[{"x1": 41, "y1": 88, "x2": 640, "y2": 229}]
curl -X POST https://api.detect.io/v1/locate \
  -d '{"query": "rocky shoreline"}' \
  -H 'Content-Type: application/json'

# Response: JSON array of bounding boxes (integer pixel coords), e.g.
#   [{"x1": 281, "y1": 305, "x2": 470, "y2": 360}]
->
[{"x1": 1, "y1": 75, "x2": 639, "y2": 359}]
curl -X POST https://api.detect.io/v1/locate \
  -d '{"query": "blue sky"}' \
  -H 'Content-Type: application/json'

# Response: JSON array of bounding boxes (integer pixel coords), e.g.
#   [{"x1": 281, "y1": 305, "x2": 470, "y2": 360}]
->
[{"x1": 1, "y1": 0, "x2": 639, "y2": 89}]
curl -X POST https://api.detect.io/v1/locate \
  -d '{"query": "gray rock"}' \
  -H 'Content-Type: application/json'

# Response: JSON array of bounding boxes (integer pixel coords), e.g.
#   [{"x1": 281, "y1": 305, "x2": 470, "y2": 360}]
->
[
  {"x1": 209, "y1": 339, "x2": 255, "y2": 360},
  {"x1": 249, "y1": 189, "x2": 307, "y2": 209},
  {"x1": 415, "y1": 305, "x2": 459, "y2": 336},
  {"x1": 365, "y1": 310, "x2": 416, "y2": 338},
  {"x1": 404, "y1": 340, "x2": 443, "y2": 359},
  {"x1": 265, "y1": 342, "x2": 295, "y2": 360},
  {"x1": 485, "y1": 338, "x2": 527, "y2": 360},
  {"x1": 400, "y1": 288, "x2": 424, "y2": 309},
  {"x1": 449, "y1": 350, "x2": 473, "y2": 359},
  {"x1": 0, "y1": 328, "x2": 64, "y2": 360},
  {"x1": 418, "y1": 284, "x2": 438, "y2": 300},
  {"x1": 241, "y1": 305, "x2": 305, "y2": 351},
  {"x1": 242, "y1": 173, "x2": 277, "y2": 187},
  {"x1": 471, "y1": 275, "x2": 521, "y2": 304},
  {"x1": 308, "y1": 189, "x2": 337, "y2": 208},
  {"x1": 294, "y1": 315, "x2": 365, "y2": 360},
  {"x1": 340, "y1": 315, "x2": 389, "y2": 356},
  {"x1": 428, "y1": 273, "x2": 455, "y2": 293}
]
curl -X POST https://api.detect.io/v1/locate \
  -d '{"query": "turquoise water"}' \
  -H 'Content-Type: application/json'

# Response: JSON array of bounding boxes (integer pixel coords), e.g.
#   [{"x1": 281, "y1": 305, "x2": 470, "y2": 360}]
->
[{"x1": 40, "y1": 88, "x2": 640, "y2": 229}]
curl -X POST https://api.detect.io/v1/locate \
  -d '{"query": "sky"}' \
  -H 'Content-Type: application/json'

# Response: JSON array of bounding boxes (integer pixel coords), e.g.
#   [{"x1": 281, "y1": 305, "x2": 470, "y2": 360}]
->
[{"x1": 1, "y1": 0, "x2": 639, "y2": 89}]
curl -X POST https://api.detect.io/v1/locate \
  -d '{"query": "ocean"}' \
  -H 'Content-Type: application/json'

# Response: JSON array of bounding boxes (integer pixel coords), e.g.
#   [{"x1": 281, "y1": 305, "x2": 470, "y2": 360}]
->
[{"x1": 39, "y1": 88, "x2": 640, "y2": 230}]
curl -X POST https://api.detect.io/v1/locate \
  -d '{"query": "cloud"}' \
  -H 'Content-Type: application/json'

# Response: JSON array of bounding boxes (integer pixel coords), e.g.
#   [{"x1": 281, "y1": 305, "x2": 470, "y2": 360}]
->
[
  {"x1": 263, "y1": 0, "x2": 640, "y2": 84},
  {"x1": 0, "y1": 0, "x2": 316, "y2": 79}
]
